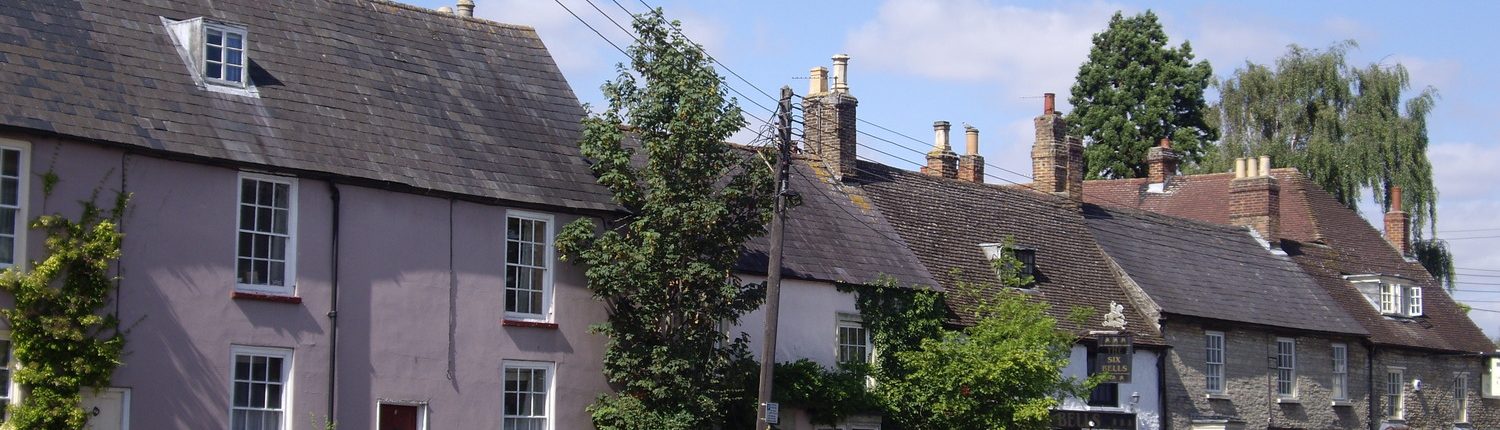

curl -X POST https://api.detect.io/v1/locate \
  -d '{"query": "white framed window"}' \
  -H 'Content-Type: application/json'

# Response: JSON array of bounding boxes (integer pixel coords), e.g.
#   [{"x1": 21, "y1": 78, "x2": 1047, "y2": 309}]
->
[
  {"x1": 505, "y1": 211, "x2": 554, "y2": 322},
  {"x1": 1275, "y1": 338, "x2": 1296, "y2": 398},
  {"x1": 836, "y1": 314, "x2": 871, "y2": 365},
  {"x1": 1406, "y1": 286, "x2": 1423, "y2": 316},
  {"x1": 0, "y1": 337, "x2": 13, "y2": 422},
  {"x1": 502, "y1": 360, "x2": 554, "y2": 430},
  {"x1": 236, "y1": 173, "x2": 297, "y2": 295},
  {"x1": 203, "y1": 24, "x2": 247, "y2": 86},
  {"x1": 1380, "y1": 283, "x2": 1399, "y2": 314},
  {"x1": 1386, "y1": 368, "x2": 1405, "y2": 420},
  {"x1": 1205, "y1": 331, "x2": 1225, "y2": 394},
  {"x1": 1331, "y1": 343, "x2": 1348, "y2": 401},
  {"x1": 1455, "y1": 372, "x2": 1470, "y2": 423},
  {"x1": 230, "y1": 345, "x2": 292, "y2": 430},
  {"x1": 0, "y1": 140, "x2": 28, "y2": 268}
]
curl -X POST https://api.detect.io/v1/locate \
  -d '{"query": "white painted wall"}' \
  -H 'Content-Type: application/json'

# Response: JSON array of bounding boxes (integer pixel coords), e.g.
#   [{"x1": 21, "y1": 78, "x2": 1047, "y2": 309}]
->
[
  {"x1": 1059, "y1": 345, "x2": 1163, "y2": 430},
  {"x1": 735, "y1": 275, "x2": 858, "y2": 367}
]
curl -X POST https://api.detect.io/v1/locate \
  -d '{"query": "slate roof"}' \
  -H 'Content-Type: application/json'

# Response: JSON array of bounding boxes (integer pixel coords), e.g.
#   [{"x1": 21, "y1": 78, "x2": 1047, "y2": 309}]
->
[
  {"x1": 854, "y1": 161, "x2": 1165, "y2": 345},
  {"x1": 0, "y1": 0, "x2": 616, "y2": 211},
  {"x1": 735, "y1": 157, "x2": 937, "y2": 289},
  {"x1": 1084, "y1": 171, "x2": 1493, "y2": 353},
  {"x1": 1083, "y1": 204, "x2": 1365, "y2": 335}
]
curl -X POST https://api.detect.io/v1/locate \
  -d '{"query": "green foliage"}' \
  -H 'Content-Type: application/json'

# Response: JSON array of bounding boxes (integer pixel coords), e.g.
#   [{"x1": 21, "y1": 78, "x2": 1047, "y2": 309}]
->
[
  {"x1": 853, "y1": 241, "x2": 1095, "y2": 430},
  {"x1": 0, "y1": 181, "x2": 128, "y2": 430},
  {"x1": 771, "y1": 360, "x2": 879, "y2": 426},
  {"x1": 1205, "y1": 41, "x2": 1453, "y2": 286},
  {"x1": 1413, "y1": 239, "x2": 1456, "y2": 290},
  {"x1": 554, "y1": 7, "x2": 775, "y2": 430},
  {"x1": 1069, "y1": 10, "x2": 1216, "y2": 179}
]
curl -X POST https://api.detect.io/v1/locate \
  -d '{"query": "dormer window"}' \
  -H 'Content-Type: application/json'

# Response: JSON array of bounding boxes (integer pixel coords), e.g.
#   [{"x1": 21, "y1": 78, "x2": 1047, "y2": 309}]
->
[
  {"x1": 162, "y1": 17, "x2": 257, "y2": 95},
  {"x1": 1349, "y1": 274, "x2": 1422, "y2": 317},
  {"x1": 980, "y1": 242, "x2": 1036, "y2": 287},
  {"x1": 204, "y1": 26, "x2": 246, "y2": 85}
]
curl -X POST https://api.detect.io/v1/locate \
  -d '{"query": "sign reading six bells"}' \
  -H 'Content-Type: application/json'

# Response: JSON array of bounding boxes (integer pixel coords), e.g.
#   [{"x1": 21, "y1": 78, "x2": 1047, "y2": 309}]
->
[{"x1": 1096, "y1": 333, "x2": 1132, "y2": 383}]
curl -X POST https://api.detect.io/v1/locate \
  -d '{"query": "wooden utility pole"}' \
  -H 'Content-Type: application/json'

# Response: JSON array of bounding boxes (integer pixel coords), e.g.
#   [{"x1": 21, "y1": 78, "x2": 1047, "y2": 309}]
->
[{"x1": 755, "y1": 86, "x2": 794, "y2": 430}]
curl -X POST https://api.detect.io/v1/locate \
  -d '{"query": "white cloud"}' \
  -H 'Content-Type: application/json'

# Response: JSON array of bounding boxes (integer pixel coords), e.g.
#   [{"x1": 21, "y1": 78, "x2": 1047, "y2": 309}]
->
[
  {"x1": 1388, "y1": 55, "x2": 1462, "y2": 93},
  {"x1": 844, "y1": 0, "x2": 1122, "y2": 103},
  {"x1": 1429, "y1": 142, "x2": 1500, "y2": 202}
]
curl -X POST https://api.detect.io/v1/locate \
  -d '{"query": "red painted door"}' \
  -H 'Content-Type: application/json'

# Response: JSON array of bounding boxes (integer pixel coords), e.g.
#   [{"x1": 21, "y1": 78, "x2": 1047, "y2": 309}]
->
[{"x1": 378, "y1": 404, "x2": 420, "y2": 430}]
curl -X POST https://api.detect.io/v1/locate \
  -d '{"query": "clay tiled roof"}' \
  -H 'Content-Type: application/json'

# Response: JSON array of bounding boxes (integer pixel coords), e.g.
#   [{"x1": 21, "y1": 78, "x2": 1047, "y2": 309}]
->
[
  {"x1": 854, "y1": 161, "x2": 1165, "y2": 345},
  {"x1": 1083, "y1": 204, "x2": 1365, "y2": 335},
  {"x1": 0, "y1": 0, "x2": 616, "y2": 211},
  {"x1": 1085, "y1": 171, "x2": 1492, "y2": 352}
]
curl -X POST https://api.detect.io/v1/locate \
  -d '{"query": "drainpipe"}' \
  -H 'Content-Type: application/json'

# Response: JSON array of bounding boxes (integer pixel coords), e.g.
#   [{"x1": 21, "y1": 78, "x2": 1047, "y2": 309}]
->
[
  {"x1": 1158, "y1": 318, "x2": 1169, "y2": 430},
  {"x1": 326, "y1": 181, "x2": 342, "y2": 424},
  {"x1": 1366, "y1": 340, "x2": 1378, "y2": 430}
]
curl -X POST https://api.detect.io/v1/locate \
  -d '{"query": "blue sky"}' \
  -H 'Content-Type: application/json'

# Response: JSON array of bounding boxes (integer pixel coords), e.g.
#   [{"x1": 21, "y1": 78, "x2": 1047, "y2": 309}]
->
[{"x1": 408, "y1": 0, "x2": 1500, "y2": 338}]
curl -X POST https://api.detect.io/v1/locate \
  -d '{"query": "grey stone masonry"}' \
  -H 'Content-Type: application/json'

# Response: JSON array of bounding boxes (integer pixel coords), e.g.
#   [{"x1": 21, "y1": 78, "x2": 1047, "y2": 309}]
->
[
  {"x1": 1163, "y1": 323, "x2": 1368, "y2": 430},
  {"x1": 1374, "y1": 348, "x2": 1500, "y2": 429}
]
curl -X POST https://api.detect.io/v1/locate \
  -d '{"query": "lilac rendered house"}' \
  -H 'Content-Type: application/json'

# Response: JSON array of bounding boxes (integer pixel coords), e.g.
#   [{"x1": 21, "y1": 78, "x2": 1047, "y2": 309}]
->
[{"x1": 0, "y1": 0, "x2": 621, "y2": 428}]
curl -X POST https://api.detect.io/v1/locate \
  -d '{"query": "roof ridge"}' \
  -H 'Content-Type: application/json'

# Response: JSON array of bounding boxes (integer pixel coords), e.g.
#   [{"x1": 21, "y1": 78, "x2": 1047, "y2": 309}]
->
[{"x1": 367, "y1": 0, "x2": 539, "y2": 32}]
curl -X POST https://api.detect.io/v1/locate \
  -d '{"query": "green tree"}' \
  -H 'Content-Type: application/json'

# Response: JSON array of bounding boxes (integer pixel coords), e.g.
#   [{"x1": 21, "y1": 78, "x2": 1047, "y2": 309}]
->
[
  {"x1": 1204, "y1": 41, "x2": 1453, "y2": 287},
  {"x1": 1069, "y1": 10, "x2": 1216, "y2": 179},
  {"x1": 1, "y1": 179, "x2": 127, "y2": 430},
  {"x1": 554, "y1": 8, "x2": 775, "y2": 430},
  {"x1": 871, "y1": 240, "x2": 1095, "y2": 430}
]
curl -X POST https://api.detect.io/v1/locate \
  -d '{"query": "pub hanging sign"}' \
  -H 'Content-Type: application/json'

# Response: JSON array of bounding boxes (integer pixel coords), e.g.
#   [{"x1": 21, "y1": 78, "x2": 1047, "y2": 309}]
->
[{"x1": 1096, "y1": 333, "x2": 1132, "y2": 383}]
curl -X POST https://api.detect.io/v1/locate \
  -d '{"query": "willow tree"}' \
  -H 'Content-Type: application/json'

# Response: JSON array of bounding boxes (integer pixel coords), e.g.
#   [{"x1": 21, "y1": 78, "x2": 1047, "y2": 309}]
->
[
  {"x1": 555, "y1": 8, "x2": 775, "y2": 430},
  {"x1": 1204, "y1": 41, "x2": 1452, "y2": 287},
  {"x1": 1069, "y1": 10, "x2": 1217, "y2": 179}
]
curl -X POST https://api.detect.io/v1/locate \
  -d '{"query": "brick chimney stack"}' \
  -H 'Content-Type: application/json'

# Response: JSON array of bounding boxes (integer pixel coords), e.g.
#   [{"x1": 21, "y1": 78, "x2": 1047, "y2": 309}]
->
[
  {"x1": 1229, "y1": 156, "x2": 1280, "y2": 246},
  {"x1": 1146, "y1": 137, "x2": 1180, "y2": 183},
  {"x1": 958, "y1": 126, "x2": 984, "y2": 183},
  {"x1": 1385, "y1": 186, "x2": 1411, "y2": 256},
  {"x1": 1032, "y1": 93, "x2": 1083, "y2": 200},
  {"x1": 922, "y1": 121, "x2": 959, "y2": 179},
  {"x1": 803, "y1": 55, "x2": 858, "y2": 180}
]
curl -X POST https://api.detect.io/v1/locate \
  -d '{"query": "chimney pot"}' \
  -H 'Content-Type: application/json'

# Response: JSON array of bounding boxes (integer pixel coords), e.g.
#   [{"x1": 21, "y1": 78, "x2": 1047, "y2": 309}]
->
[
  {"x1": 1391, "y1": 186, "x2": 1404, "y2": 212},
  {"x1": 456, "y1": 0, "x2": 474, "y2": 17},
  {"x1": 1044, "y1": 93, "x2": 1056, "y2": 115},
  {"x1": 965, "y1": 126, "x2": 979, "y2": 156},
  {"x1": 809, "y1": 67, "x2": 828, "y2": 95},
  {"x1": 831, "y1": 54, "x2": 851, "y2": 94},
  {"x1": 923, "y1": 121, "x2": 958, "y2": 179},
  {"x1": 437, "y1": 5, "x2": 453, "y2": 13},
  {"x1": 1259, "y1": 155, "x2": 1271, "y2": 177},
  {"x1": 1160, "y1": 137, "x2": 1171, "y2": 149},
  {"x1": 933, "y1": 121, "x2": 951, "y2": 151}
]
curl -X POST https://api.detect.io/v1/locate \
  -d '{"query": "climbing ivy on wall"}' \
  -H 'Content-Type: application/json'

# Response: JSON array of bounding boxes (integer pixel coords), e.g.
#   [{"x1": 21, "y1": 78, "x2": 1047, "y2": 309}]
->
[{"x1": 0, "y1": 171, "x2": 127, "y2": 430}]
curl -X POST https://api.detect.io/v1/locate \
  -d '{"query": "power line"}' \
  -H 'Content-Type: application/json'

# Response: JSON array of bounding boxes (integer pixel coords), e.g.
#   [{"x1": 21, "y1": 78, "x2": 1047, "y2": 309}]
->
[
  {"x1": 1459, "y1": 267, "x2": 1500, "y2": 273},
  {"x1": 1436, "y1": 235, "x2": 1500, "y2": 241}
]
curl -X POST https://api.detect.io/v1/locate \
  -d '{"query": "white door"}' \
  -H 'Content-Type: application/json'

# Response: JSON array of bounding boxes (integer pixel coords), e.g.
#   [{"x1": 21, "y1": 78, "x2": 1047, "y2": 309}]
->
[{"x1": 81, "y1": 387, "x2": 129, "y2": 430}]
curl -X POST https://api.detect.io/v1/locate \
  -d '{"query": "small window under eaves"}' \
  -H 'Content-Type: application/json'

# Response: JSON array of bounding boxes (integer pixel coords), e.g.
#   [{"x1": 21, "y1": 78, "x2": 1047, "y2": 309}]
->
[
  {"x1": 161, "y1": 17, "x2": 259, "y2": 96},
  {"x1": 980, "y1": 242, "x2": 1036, "y2": 288}
]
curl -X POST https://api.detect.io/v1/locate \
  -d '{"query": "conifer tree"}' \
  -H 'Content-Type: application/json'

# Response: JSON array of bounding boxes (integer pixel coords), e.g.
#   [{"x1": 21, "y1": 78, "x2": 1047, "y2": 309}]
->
[
  {"x1": 555, "y1": 8, "x2": 775, "y2": 430},
  {"x1": 1069, "y1": 11, "x2": 1216, "y2": 179}
]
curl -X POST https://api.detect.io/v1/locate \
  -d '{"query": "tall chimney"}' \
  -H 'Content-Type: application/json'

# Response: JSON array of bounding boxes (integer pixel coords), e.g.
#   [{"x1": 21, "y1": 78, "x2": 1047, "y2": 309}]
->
[
  {"x1": 803, "y1": 56, "x2": 858, "y2": 180},
  {"x1": 1385, "y1": 186, "x2": 1411, "y2": 256},
  {"x1": 1229, "y1": 156, "x2": 1280, "y2": 246},
  {"x1": 831, "y1": 54, "x2": 851, "y2": 94},
  {"x1": 958, "y1": 126, "x2": 984, "y2": 183},
  {"x1": 1147, "y1": 137, "x2": 1180, "y2": 183},
  {"x1": 1033, "y1": 93, "x2": 1081, "y2": 199},
  {"x1": 922, "y1": 121, "x2": 958, "y2": 179},
  {"x1": 456, "y1": 0, "x2": 474, "y2": 17}
]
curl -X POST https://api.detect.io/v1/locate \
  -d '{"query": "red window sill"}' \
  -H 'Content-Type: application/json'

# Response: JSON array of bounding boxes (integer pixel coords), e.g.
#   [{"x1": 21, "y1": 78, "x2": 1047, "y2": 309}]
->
[
  {"x1": 502, "y1": 319, "x2": 559, "y2": 329},
  {"x1": 232, "y1": 291, "x2": 303, "y2": 304}
]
